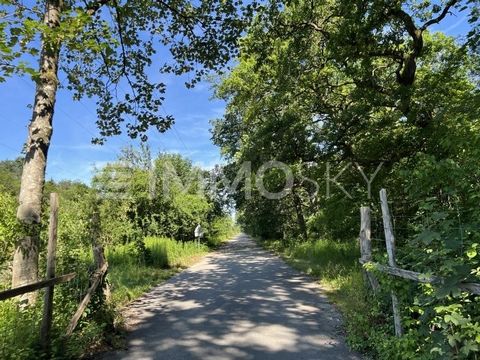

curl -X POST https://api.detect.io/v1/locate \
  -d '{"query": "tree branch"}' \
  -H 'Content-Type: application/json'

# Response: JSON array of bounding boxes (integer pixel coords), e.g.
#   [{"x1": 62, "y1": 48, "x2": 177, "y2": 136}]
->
[
  {"x1": 421, "y1": 0, "x2": 459, "y2": 30},
  {"x1": 305, "y1": 21, "x2": 330, "y2": 37},
  {"x1": 389, "y1": 8, "x2": 419, "y2": 40},
  {"x1": 387, "y1": 7, "x2": 423, "y2": 86}
]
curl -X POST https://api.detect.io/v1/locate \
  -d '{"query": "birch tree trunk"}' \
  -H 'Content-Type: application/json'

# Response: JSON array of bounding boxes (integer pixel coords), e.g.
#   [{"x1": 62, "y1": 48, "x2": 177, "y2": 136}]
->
[{"x1": 12, "y1": 0, "x2": 61, "y2": 304}]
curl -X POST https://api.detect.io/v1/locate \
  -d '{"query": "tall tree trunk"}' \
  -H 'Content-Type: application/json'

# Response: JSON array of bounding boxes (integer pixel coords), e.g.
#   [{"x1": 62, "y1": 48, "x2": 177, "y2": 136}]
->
[{"x1": 12, "y1": 0, "x2": 61, "y2": 304}]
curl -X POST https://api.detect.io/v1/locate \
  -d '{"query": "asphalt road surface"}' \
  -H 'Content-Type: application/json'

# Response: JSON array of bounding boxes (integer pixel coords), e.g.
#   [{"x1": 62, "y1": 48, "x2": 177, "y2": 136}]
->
[{"x1": 101, "y1": 234, "x2": 361, "y2": 360}]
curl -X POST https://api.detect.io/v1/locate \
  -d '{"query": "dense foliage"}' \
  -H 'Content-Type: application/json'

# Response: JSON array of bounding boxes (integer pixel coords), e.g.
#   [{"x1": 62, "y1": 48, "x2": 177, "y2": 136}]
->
[
  {"x1": 212, "y1": 0, "x2": 480, "y2": 358},
  {"x1": 0, "y1": 0, "x2": 259, "y2": 306}
]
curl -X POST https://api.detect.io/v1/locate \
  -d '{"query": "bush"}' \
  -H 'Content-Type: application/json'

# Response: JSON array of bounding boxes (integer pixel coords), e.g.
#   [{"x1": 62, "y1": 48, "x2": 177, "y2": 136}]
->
[
  {"x1": 206, "y1": 216, "x2": 239, "y2": 247},
  {"x1": 0, "y1": 300, "x2": 41, "y2": 360}
]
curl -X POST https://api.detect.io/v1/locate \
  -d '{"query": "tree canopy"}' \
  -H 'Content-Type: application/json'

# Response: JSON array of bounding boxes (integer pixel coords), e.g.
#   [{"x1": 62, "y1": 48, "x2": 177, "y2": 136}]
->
[
  {"x1": 211, "y1": 1, "x2": 480, "y2": 356},
  {"x1": 0, "y1": 0, "x2": 257, "y2": 142}
]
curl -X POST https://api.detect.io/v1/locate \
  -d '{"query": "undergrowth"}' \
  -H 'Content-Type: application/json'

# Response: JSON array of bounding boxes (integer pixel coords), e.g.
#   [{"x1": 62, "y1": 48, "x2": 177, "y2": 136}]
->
[{"x1": 106, "y1": 237, "x2": 209, "y2": 307}]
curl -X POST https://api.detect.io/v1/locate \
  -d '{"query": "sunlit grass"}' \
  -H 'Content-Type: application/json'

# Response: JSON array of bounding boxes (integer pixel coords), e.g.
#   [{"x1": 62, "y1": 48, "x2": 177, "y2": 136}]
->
[
  {"x1": 106, "y1": 237, "x2": 208, "y2": 307},
  {"x1": 107, "y1": 266, "x2": 178, "y2": 306},
  {"x1": 260, "y1": 238, "x2": 359, "y2": 282},
  {"x1": 144, "y1": 236, "x2": 208, "y2": 268}
]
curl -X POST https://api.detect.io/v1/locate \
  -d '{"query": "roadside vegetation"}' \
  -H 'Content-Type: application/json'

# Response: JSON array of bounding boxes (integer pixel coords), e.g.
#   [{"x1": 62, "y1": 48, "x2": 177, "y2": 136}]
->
[{"x1": 0, "y1": 149, "x2": 237, "y2": 359}]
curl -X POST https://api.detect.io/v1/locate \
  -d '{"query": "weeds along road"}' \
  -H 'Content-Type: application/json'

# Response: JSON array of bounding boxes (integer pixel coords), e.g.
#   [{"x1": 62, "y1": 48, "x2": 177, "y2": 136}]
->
[{"x1": 101, "y1": 234, "x2": 361, "y2": 360}]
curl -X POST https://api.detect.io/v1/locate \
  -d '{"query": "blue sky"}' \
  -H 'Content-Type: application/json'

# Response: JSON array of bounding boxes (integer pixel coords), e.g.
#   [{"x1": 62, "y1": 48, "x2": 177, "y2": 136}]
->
[{"x1": 0, "y1": 7, "x2": 472, "y2": 184}]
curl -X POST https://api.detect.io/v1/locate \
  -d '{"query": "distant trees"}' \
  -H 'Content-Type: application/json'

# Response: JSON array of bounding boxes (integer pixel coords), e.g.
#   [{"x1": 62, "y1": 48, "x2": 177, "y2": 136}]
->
[
  {"x1": 91, "y1": 148, "x2": 228, "y2": 244},
  {"x1": 0, "y1": 150, "x2": 233, "y2": 271},
  {"x1": 0, "y1": 159, "x2": 22, "y2": 268},
  {"x1": 0, "y1": 158, "x2": 22, "y2": 195},
  {"x1": 0, "y1": 190, "x2": 18, "y2": 268}
]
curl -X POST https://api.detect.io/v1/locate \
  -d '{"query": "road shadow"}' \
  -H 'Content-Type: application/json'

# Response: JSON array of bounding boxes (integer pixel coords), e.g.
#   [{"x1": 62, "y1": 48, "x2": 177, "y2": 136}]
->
[{"x1": 100, "y1": 234, "x2": 361, "y2": 360}]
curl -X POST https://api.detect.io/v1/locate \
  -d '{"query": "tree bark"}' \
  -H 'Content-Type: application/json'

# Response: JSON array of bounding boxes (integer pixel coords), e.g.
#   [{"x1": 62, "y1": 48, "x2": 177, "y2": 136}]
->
[{"x1": 12, "y1": 0, "x2": 61, "y2": 304}]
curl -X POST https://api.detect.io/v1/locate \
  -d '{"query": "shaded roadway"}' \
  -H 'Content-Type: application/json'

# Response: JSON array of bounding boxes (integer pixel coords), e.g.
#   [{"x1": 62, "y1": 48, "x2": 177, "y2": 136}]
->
[{"x1": 101, "y1": 234, "x2": 361, "y2": 360}]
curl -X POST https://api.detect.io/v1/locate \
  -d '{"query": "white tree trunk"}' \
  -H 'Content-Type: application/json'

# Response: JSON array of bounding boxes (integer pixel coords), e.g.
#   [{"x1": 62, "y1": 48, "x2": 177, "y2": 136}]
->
[{"x1": 12, "y1": 0, "x2": 61, "y2": 305}]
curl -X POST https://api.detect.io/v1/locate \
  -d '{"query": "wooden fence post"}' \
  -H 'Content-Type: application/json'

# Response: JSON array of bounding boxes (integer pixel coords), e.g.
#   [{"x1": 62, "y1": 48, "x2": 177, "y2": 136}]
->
[
  {"x1": 93, "y1": 245, "x2": 111, "y2": 301},
  {"x1": 65, "y1": 207, "x2": 110, "y2": 339},
  {"x1": 40, "y1": 193, "x2": 59, "y2": 352},
  {"x1": 65, "y1": 260, "x2": 108, "y2": 337},
  {"x1": 90, "y1": 202, "x2": 111, "y2": 302},
  {"x1": 359, "y1": 206, "x2": 379, "y2": 293},
  {"x1": 380, "y1": 188, "x2": 403, "y2": 337}
]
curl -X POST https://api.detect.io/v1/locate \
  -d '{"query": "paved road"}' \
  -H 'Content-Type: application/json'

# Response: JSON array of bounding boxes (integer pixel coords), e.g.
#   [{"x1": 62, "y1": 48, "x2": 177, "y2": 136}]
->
[{"x1": 101, "y1": 234, "x2": 360, "y2": 360}]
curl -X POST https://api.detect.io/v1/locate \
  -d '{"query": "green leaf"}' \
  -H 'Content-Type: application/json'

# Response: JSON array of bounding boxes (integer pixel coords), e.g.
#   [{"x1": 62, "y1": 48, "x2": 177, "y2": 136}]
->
[
  {"x1": 467, "y1": 247, "x2": 477, "y2": 259},
  {"x1": 416, "y1": 229, "x2": 441, "y2": 245}
]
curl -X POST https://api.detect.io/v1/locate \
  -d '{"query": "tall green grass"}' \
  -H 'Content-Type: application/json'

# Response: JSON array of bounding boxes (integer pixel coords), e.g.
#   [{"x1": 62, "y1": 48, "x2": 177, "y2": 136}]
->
[
  {"x1": 145, "y1": 236, "x2": 209, "y2": 267},
  {"x1": 260, "y1": 238, "x2": 359, "y2": 283},
  {"x1": 106, "y1": 237, "x2": 208, "y2": 306}
]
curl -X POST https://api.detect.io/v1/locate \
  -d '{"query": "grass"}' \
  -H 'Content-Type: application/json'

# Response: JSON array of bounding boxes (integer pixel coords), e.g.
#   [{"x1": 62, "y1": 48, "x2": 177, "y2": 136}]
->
[
  {"x1": 106, "y1": 237, "x2": 209, "y2": 307},
  {"x1": 258, "y1": 238, "x2": 360, "y2": 286},
  {"x1": 145, "y1": 236, "x2": 209, "y2": 267}
]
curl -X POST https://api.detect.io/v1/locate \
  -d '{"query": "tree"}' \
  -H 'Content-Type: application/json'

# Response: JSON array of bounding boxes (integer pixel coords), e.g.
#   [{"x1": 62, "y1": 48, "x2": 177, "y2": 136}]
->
[
  {"x1": 213, "y1": 0, "x2": 479, "y2": 241},
  {"x1": 213, "y1": 1, "x2": 480, "y2": 355},
  {"x1": 91, "y1": 148, "x2": 223, "y2": 244},
  {"x1": 1, "y1": 0, "x2": 256, "y2": 301}
]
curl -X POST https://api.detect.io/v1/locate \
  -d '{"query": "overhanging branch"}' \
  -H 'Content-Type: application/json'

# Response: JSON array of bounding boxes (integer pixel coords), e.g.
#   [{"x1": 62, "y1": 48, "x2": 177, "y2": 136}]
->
[{"x1": 421, "y1": 0, "x2": 459, "y2": 30}]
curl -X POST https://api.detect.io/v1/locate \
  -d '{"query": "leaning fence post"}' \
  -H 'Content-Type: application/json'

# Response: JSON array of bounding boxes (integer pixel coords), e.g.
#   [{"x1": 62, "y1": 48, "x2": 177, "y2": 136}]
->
[
  {"x1": 65, "y1": 202, "x2": 110, "y2": 337},
  {"x1": 93, "y1": 244, "x2": 111, "y2": 301},
  {"x1": 380, "y1": 188, "x2": 403, "y2": 337},
  {"x1": 65, "y1": 259, "x2": 108, "y2": 337},
  {"x1": 40, "y1": 193, "x2": 59, "y2": 352},
  {"x1": 359, "y1": 206, "x2": 379, "y2": 293}
]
